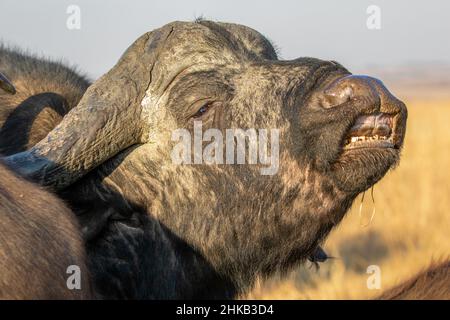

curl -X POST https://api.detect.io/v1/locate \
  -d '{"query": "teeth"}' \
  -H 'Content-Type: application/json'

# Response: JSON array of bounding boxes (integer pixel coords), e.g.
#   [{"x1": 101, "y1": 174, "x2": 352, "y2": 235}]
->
[{"x1": 344, "y1": 135, "x2": 392, "y2": 146}]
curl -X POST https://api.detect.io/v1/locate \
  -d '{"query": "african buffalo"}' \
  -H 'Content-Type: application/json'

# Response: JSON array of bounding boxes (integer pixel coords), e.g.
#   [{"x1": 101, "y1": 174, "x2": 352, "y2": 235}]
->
[
  {"x1": 377, "y1": 259, "x2": 450, "y2": 300},
  {"x1": 0, "y1": 46, "x2": 90, "y2": 156},
  {"x1": 0, "y1": 161, "x2": 91, "y2": 299},
  {"x1": 1, "y1": 20, "x2": 407, "y2": 299}
]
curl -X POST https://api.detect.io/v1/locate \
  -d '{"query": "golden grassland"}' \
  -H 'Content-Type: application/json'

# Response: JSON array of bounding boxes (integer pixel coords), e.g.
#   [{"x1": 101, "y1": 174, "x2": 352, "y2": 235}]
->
[{"x1": 246, "y1": 97, "x2": 450, "y2": 299}]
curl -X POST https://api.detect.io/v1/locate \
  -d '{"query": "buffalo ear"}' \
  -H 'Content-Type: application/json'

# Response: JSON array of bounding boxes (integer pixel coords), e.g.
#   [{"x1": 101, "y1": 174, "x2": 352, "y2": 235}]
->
[
  {"x1": 4, "y1": 25, "x2": 176, "y2": 190},
  {"x1": 0, "y1": 71, "x2": 16, "y2": 95}
]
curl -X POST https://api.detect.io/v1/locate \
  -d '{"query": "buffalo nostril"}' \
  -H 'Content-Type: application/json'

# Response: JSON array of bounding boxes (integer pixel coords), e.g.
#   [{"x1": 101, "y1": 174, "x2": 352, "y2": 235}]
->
[
  {"x1": 321, "y1": 75, "x2": 380, "y2": 109},
  {"x1": 323, "y1": 85, "x2": 353, "y2": 108}
]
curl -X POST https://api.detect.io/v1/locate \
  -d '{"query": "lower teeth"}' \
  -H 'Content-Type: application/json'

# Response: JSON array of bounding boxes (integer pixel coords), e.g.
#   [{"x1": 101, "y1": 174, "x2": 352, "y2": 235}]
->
[{"x1": 345, "y1": 135, "x2": 391, "y2": 146}]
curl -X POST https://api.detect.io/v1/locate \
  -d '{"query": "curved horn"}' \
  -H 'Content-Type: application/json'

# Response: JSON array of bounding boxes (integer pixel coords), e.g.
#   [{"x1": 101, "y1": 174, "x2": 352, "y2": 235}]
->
[
  {"x1": 0, "y1": 71, "x2": 16, "y2": 95},
  {"x1": 4, "y1": 25, "x2": 174, "y2": 190}
]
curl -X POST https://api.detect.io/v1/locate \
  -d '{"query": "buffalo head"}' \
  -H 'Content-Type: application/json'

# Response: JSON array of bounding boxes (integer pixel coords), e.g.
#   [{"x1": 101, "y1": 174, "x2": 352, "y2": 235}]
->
[{"x1": 4, "y1": 21, "x2": 407, "y2": 292}]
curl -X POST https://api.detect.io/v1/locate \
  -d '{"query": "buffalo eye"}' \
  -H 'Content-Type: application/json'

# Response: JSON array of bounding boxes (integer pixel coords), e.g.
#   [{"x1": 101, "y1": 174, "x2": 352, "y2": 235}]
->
[{"x1": 192, "y1": 101, "x2": 214, "y2": 119}]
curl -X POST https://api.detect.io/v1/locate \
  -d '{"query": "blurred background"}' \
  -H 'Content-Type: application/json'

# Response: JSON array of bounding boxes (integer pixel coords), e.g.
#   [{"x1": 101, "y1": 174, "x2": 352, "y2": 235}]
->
[{"x1": 1, "y1": 0, "x2": 449, "y2": 299}]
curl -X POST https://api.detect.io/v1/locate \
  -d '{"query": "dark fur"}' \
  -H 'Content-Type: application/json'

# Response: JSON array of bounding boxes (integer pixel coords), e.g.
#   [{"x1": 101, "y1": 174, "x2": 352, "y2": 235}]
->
[
  {"x1": 377, "y1": 259, "x2": 450, "y2": 300},
  {"x1": 0, "y1": 161, "x2": 91, "y2": 299}
]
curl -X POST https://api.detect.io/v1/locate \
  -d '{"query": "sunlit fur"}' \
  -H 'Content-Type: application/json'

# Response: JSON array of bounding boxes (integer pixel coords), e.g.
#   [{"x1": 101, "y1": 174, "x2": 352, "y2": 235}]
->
[
  {"x1": 0, "y1": 46, "x2": 89, "y2": 155},
  {"x1": 377, "y1": 259, "x2": 450, "y2": 300}
]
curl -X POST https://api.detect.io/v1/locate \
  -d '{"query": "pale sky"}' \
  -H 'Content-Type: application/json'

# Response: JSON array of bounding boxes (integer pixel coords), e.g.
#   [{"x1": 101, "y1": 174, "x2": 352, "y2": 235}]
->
[{"x1": 1, "y1": 0, "x2": 449, "y2": 79}]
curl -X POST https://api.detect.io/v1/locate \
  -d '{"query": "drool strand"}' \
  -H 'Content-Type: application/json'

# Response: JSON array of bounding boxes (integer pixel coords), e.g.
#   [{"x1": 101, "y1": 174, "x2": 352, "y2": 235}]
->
[{"x1": 359, "y1": 186, "x2": 376, "y2": 227}]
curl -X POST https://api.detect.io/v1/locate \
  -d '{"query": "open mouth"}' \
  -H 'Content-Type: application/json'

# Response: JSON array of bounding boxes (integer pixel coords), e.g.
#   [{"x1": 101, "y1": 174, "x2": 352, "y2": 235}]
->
[{"x1": 343, "y1": 113, "x2": 396, "y2": 150}]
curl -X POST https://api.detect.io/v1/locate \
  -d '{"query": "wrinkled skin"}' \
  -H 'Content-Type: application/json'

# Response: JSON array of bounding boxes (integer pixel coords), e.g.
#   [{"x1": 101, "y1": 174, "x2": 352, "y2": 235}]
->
[{"x1": 2, "y1": 20, "x2": 407, "y2": 299}]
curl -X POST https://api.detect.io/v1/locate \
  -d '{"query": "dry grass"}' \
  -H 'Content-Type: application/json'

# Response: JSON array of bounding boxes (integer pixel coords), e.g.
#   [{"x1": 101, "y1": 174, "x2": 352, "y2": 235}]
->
[{"x1": 246, "y1": 97, "x2": 450, "y2": 299}]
